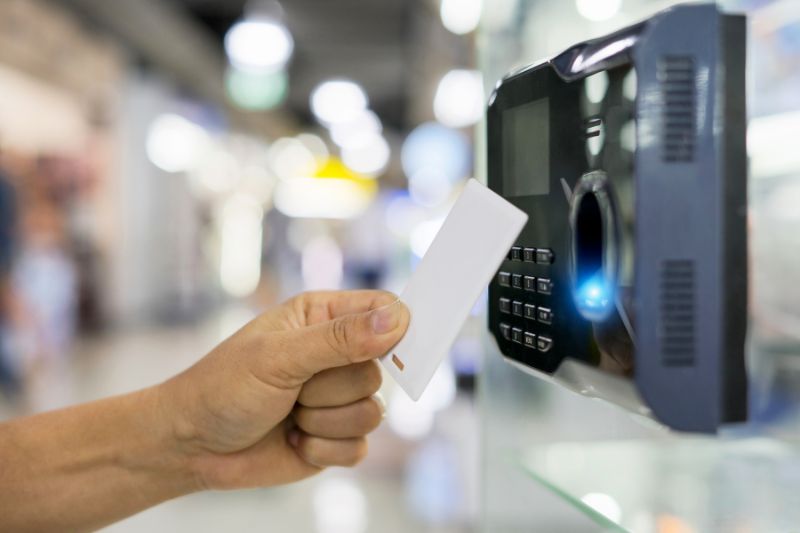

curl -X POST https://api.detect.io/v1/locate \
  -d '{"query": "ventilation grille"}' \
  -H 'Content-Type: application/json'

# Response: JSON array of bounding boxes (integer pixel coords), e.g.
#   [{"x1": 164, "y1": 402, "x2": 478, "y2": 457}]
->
[
  {"x1": 659, "y1": 56, "x2": 696, "y2": 163},
  {"x1": 660, "y1": 260, "x2": 696, "y2": 366}
]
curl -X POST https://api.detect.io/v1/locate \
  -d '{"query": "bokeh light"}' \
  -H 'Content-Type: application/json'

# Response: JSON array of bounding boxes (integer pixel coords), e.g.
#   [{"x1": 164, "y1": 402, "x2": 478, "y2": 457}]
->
[
  {"x1": 433, "y1": 69, "x2": 484, "y2": 128},
  {"x1": 440, "y1": 0, "x2": 482, "y2": 35},
  {"x1": 225, "y1": 67, "x2": 288, "y2": 110},
  {"x1": 310, "y1": 79, "x2": 369, "y2": 125},
  {"x1": 341, "y1": 133, "x2": 390, "y2": 176},
  {"x1": 146, "y1": 113, "x2": 210, "y2": 173},
  {"x1": 267, "y1": 137, "x2": 317, "y2": 181},
  {"x1": 218, "y1": 195, "x2": 264, "y2": 297},
  {"x1": 224, "y1": 18, "x2": 294, "y2": 72},
  {"x1": 575, "y1": 0, "x2": 621, "y2": 22},
  {"x1": 330, "y1": 109, "x2": 382, "y2": 149},
  {"x1": 401, "y1": 122, "x2": 471, "y2": 184}
]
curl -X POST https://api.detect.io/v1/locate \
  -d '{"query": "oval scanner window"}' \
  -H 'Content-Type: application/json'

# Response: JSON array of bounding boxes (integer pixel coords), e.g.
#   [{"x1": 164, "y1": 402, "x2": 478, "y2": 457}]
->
[{"x1": 570, "y1": 171, "x2": 620, "y2": 322}]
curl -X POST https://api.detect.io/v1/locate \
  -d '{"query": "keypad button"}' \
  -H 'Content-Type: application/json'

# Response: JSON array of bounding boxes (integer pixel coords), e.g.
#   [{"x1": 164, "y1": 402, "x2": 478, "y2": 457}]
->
[
  {"x1": 511, "y1": 274, "x2": 523, "y2": 289},
  {"x1": 511, "y1": 327, "x2": 523, "y2": 344},
  {"x1": 523, "y1": 331, "x2": 537, "y2": 348},
  {"x1": 523, "y1": 248, "x2": 536, "y2": 262},
  {"x1": 499, "y1": 323, "x2": 511, "y2": 340},
  {"x1": 536, "y1": 278, "x2": 552, "y2": 295},
  {"x1": 537, "y1": 307, "x2": 553, "y2": 325},
  {"x1": 537, "y1": 335, "x2": 553, "y2": 352},
  {"x1": 512, "y1": 300, "x2": 524, "y2": 317},
  {"x1": 498, "y1": 272, "x2": 511, "y2": 287},
  {"x1": 499, "y1": 298, "x2": 511, "y2": 314},
  {"x1": 524, "y1": 303, "x2": 537, "y2": 320},
  {"x1": 510, "y1": 247, "x2": 522, "y2": 261},
  {"x1": 536, "y1": 248, "x2": 555, "y2": 264},
  {"x1": 523, "y1": 275, "x2": 537, "y2": 292}
]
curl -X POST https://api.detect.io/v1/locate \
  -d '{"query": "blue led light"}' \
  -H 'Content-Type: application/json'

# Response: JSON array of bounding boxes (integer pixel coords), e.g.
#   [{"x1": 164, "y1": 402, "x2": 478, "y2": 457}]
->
[{"x1": 575, "y1": 273, "x2": 613, "y2": 320}]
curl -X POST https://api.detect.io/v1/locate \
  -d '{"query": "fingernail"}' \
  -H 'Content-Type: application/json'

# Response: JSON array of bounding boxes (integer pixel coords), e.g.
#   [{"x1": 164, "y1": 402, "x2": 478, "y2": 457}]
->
[
  {"x1": 373, "y1": 392, "x2": 387, "y2": 419},
  {"x1": 287, "y1": 429, "x2": 301, "y2": 447},
  {"x1": 370, "y1": 300, "x2": 403, "y2": 334}
]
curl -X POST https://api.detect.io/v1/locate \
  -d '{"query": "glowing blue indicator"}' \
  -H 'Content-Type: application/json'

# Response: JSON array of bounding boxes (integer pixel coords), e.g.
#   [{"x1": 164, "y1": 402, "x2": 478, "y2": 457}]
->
[{"x1": 576, "y1": 273, "x2": 613, "y2": 320}]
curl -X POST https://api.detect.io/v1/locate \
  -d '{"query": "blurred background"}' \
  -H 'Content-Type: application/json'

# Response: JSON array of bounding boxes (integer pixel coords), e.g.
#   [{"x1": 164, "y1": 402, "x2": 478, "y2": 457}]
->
[{"x1": 0, "y1": 0, "x2": 798, "y2": 532}]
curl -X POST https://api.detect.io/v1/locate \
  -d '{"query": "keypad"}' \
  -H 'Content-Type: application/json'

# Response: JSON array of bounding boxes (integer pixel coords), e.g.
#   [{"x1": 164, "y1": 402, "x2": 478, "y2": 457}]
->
[
  {"x1": 523, "y1": 331, "x2": 537, "y2": 348},
  {"x1": 524, "y1": 303, "x2": 537, "y2": 320},
  {"x1": 523, "y1": 248, "x2": 536, "y2": 262},
  {"x1": 536, "y1": 278, "x2": 552, "y2": 295},
  {"x1": 523, "y1": 275, "x2": 537, "y2": 292},
  {"x1": 496, "y1": 243, "x2": 557, "y2": 354},
  {"x1": 537, "y1": 335, "x2": 553, "y2": 353},
  {"x1": 536, "y1": 248, "x2": 554, "y2": 264},
  {"x1": 537, "y1": 307, "x2": 553, "y2": 325}
]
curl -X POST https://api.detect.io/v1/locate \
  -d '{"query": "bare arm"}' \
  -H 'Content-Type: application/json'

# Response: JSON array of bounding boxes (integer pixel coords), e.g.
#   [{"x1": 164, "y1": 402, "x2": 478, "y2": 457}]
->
[{"x1": 0, "y1": 290, "x2": 408, "y2": 532}]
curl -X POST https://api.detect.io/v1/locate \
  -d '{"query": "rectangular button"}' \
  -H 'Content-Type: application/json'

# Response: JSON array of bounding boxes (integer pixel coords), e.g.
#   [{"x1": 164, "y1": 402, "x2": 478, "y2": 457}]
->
[
  {"x1": 511, "y1": 327, "x2": 523, "y2": 344},
  {"x1": 537, "y1": 307, "x2": 553, "y2": 325},
  {"x1": 523, "y1": 248, "x2": 536, "y2": 262},
  {"x1": 537, "y1": 335, "x2": 553, "y2": 352},
  {"x1": 499, "y1": 323, "x2": 511, "y2": 340},
  {"x1": 536, "y1": 278, "x2": 552, "y2": 295},
  {"x1": 523, "y1": 331, "x2": 537, "y2": 348},
  {"x1": 524, "y1": 303, "x2": 537, "y2": 320},
  {"x1": 512, "y1": 300, "x2": 523, "y2": 317},
  {"x1": 499, "y1": 298, "x2": 511, "y2": 314},
  {"x1": 498, "y1": 272, "x2": 511, "y2": 287},
  {"x1": 511, "y1": 274, "x2": 523, "y2": 289},
  {"x1": 510, "y1": 247, "x2": 522, "y2": 261},
  {"x1": 535, "y1": 248, "x2": 554, "y2": 264},
  {"x1": 523, "y1": 275, "x2": 537, "y2": 292}
]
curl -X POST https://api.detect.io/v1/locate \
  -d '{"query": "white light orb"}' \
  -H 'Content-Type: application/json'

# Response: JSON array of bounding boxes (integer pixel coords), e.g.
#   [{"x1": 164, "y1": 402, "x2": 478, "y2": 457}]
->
[
  {"x1": 224, "y1": 18, "x2": 293, "y2": 72},
  {"x1": 434, "y1": 69, "x2": 485, "y2": 128},
  {"x1": 310, "y1": 79, "x2": 368, "y2": 125}
]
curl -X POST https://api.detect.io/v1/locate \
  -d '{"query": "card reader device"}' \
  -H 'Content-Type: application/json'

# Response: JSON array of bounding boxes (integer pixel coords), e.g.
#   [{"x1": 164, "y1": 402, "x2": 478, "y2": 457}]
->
[{"x1": 486, "y1": 3, "x2": 747, "y2": 432}]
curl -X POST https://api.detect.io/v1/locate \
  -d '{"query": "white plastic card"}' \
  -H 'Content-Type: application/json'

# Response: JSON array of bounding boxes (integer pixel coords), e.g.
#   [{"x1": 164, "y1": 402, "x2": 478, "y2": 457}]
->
[{"x1": 381, "y1": 179, "x2": 528, "y2": 400}]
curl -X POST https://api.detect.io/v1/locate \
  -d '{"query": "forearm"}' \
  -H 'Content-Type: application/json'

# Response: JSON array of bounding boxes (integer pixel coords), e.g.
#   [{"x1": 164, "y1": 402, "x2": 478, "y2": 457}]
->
[{"x1": 0, "y1": 386, "x2": 198, "y2": 532}]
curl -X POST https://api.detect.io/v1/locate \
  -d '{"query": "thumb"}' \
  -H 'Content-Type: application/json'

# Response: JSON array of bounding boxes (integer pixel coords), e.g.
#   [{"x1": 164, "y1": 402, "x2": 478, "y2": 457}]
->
[{"x1": 283, "y1": 300, "x2": 410, "y2": 379}]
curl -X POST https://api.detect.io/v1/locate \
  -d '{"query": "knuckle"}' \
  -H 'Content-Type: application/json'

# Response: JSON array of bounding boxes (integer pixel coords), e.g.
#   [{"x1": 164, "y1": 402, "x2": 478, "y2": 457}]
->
[
  {"x1": 326, "y1": 318, "x2": 358, "y2": 363},
  {"x1": 294, "y1": 407, "x2": 322, "y2": 433}
]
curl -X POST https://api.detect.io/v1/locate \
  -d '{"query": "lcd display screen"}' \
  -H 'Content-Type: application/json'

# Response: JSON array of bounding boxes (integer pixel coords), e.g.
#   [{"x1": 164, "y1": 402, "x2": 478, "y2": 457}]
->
[{"x1": 502, "y1": 98, "x2": 549, "y2": 197}]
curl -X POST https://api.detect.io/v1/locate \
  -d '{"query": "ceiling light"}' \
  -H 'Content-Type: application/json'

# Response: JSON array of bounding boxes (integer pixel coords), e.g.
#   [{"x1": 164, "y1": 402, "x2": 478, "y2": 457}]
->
[
  {"x1": 440, "y1": 0, "x2": 482, "y2": 35},
  {"x1": 224, "y1": 18, "x2": 294, "y2": 72}
]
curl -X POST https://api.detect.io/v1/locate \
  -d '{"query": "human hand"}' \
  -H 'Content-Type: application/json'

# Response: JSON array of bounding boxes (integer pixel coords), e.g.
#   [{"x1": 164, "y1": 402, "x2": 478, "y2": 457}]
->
[{"x1": 157, "y1": 290, "x2": 409, "y2": 491}]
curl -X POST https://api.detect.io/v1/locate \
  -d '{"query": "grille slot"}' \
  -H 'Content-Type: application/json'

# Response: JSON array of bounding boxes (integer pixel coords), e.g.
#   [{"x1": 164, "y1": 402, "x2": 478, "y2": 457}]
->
[
  {"x1": 660, "y1": 260, "x2": 696, "y2": 366},
  {"x1": 659, "y1": 56, "x2": 696, "y2": 162}
]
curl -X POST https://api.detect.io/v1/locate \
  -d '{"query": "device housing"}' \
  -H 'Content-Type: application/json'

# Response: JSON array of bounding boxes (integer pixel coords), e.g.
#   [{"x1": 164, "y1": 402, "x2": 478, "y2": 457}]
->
[{"x1": 486, "y1": 3, "x2": 747, "y2": 433}]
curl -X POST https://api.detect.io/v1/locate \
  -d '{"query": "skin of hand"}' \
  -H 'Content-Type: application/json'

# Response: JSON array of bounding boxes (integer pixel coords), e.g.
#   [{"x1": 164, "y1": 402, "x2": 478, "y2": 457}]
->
[
  {"x1": 159, "y1": 289, "x2": 410, "y2": 490},
  {"x1": 0, "y1": 290, "x2": 409, "y2": 533}
]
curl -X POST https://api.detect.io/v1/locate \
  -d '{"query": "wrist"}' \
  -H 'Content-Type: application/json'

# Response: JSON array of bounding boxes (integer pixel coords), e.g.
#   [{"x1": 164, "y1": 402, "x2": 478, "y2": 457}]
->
[{"x1": 133, "y1": 385, "x2": 204, "y2": 497}]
